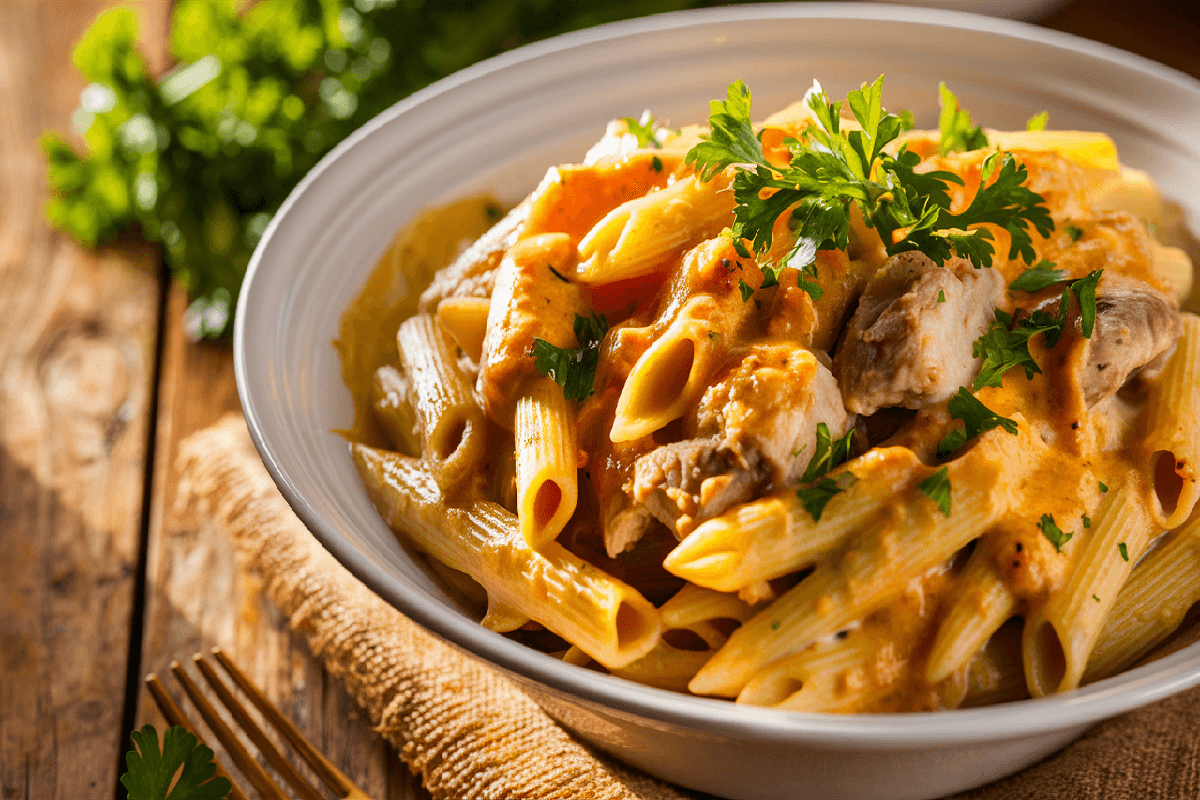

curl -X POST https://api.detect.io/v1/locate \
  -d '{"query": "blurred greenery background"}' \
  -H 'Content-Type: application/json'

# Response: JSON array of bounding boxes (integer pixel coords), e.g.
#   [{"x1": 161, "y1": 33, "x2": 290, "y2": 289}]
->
[{"x1": 42, "y1": 0, "x2": 765, "y2": 340}]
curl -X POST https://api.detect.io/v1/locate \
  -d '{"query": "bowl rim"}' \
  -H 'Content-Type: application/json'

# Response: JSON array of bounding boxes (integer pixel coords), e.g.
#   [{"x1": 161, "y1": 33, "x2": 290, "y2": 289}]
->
[{"x1": 235, "y1": 1, "x2": 1200, "y2": 748}]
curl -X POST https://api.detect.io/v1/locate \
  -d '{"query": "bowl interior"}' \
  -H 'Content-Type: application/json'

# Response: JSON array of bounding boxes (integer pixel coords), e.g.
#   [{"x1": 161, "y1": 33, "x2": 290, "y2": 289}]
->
[{"x1": 236, "y1": 3, "x2": 1200, "y2": 745}]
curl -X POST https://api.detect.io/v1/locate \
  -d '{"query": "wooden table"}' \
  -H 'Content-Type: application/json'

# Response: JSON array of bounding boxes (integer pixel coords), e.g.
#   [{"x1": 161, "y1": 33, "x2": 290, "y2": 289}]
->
[{"x1": 1, "y1": 2, "x2": 1197, "y2": 799}]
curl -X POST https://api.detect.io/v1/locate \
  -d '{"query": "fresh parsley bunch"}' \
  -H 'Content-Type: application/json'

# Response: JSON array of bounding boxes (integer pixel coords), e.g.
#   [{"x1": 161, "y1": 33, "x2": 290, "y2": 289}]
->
[
  {"x1": 684, "y1": 77, "x2": 1055, "y2": 298},
  {"x1": 43, "y1": 0, "x2": 714, "y2": 339}
]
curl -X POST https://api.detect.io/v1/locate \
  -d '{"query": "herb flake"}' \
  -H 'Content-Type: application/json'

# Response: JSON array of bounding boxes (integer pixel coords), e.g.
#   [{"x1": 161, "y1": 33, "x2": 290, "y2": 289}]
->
[
  {"x1": 1038, "y1": 513, "x2": 1073, "y2": 553},
  {"x1": 937, "y1": 387, "x2": 1019, "y2": 458},
  {"x1": 918, "y1": 467, "x2": 952, "y2": 517},
  {"x1": 1119, "y1": 542, "x2": 1129, "y2": 562},
  {"x1": 530, "y1": 312, "x2": 608, "y2": 402}
]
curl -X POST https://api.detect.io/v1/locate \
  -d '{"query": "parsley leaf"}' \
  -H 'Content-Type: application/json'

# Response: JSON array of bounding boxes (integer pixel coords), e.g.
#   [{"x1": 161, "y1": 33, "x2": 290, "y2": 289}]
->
[
  {"x1": 120, "y1": 725, "x2": 231, "y2": 800},
  {"x1": 938, "y1": 83, "x2": 989, "y2": 155},
  {"x1": 1119, "y1": 542, "x2": 1129, "y2": 562},
  {"x1": 1099, "y1": 481, "x2": 1109, "y2": 493},
  {"x1": 897, "y1": 108, "x2": 916, "y2": 132},
  {"x1": 799, "y1": 422, "x2": 855, "y2": 484},
  {"x1": 1065, "y1": 223, "x2": 1084, "y2": 242},
  {"x1": 738, "y1": 278, "x2": 755, "y2": 302},
  {"x1": 972, "y1": 309, "x2": 1055, "y2": 389},
  {"x1": 1071, "y1": 269, "x2": 1103, "y2": 338},
  {"x1": 1082, "y1": 513, "x2": 1091, "y2": 529},
  {"x1": 530, "y1": 312, "x2": 608, "y2": 402},
  {"x1": 1026, "y1": 111, "x2": 1050, "y2": 131},
  {"x1": 798, "y1": 472, "x2": 859, "y2": 522},
  {"x1": 621, "y1": 109, "x2": 663, "y2": 149},
  {"x1": 1009, "y1": 260, "x2": 1067, "y2": 292},
  {"x1": 685, "y1": 76, "x2": 1053, "y2": 292},
  {"x1": 937, "y1": 387, "x2": 1019, "y2": 458},
  {"x1": 919, "y1": 467, "x2": 952, "y2": 517},
  {"x1": 937, "y1": 289, "x2": 946, "y2": 303},
  {"x1": 1038, "y1": 513, "x2": 1072, "y2": 553}
]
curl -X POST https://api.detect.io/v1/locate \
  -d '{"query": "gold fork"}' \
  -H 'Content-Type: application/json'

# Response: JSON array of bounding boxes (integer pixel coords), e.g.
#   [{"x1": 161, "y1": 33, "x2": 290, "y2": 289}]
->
[{"x1": 145, "y1": 647, "x2": 373, "y2": 800}]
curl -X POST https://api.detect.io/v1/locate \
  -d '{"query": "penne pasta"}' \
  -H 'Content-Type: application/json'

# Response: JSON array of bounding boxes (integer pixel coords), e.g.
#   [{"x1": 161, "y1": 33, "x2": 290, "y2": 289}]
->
[
  {"x1": 352, "y1": 445, "x2": 661, "y2": 668},
  {"x1": 369, "y1": 364, "x2": 422, "y2": 457},
  {"x1": 515, "y1": 377, "x2": 580, "y2": 548},
  {"x1": 396, "y1": 314, "x2": 487, "y2": 493},
  {"x1": 1142, "y1": 314, "x2": 1200, "y2": 529},
  {"x1": 925, "y1": 542, "x2": 1016, "y2": 685},
  {"x1": 436, "y1": 296, "x2": 491, "y2": 364}
]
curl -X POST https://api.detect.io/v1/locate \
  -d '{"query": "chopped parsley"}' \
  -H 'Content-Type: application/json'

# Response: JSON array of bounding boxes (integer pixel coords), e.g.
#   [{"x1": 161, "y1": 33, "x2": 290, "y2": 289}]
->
[
  {"x1": 973, "y1": 269, "x2": 1104, "y2": 389},
  {"x1": 651, "y1": 156, "x2": 663, "y2": 172},
  {"x1": 937, "y1": 387, "x2": 1019, "y2": 458},
  {"x1": 738, "y1": 278, "x2": 755, "y2": 302},
  {"x1": 1082, "y1": 513, "x2": 1091, "y2": 529},
  {"x1": 1065, "y1": 223, "x2": 1084, "y2": 242},
  {"x1": 795, "y1": 422, "x2": 857, "y2": 521},
  {"x1": 120, "y1": 725, "x2": 231, "y2": 800},
  {"x1": 1026, "y1": 111, "x2": 1050, "y2": 131},
  {"x1": 771, "y1": 620, "x2": 781, "y2": 631},
  {"x1": 1009, "y1": 260, "x2": 1066, "y2": 292},
  {"x1": 937, "y1": 289, "x2": 946, "y2": 303},
  {"x1": 621, "y1": 109, "x2": 663, "y2": 148},
  {"x1": 1119, "y1": 542, "x2": 1129, "y2": 562},
  {"x1": 1038, "y1": 513, "x2": 1073, "y2": 553},
  {"x1": 684, "y1": 77, "x2": 1054, "y2": 301},
  {"x1": 1099, "y1": 481, "x2": 1109, "y2": 493},
  {"x1": 938, "y1": 83, "x2": 989, "y2": 155},
  {"x1": 759, "y1": 264, "x2": 781, "y2": 289},
  {"x1": 918, "y1": 467, "x2": 952, "y2": 517},
  {"x1": 530, "y1": 312, "x2": 608, "y2": 402},
  {"x1": 1093, "y1": 594, "x2": 1101, "y2": 602}
]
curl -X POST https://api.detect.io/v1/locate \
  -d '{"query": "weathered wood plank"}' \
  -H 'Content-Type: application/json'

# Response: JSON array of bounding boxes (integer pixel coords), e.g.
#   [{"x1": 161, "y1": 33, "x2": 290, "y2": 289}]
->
[
  {"x1": 136, "y1": 283, "x2": 430, "y2": 800},
  {"x1": 0, "y1": 3, "x2": 168, "y2": 799}
]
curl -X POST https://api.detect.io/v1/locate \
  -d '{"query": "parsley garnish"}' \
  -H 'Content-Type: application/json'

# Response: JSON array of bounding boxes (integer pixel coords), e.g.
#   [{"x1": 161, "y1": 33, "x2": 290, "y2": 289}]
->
[
  {"x1": 651, "y1": 155, "x2": 663, "y2": 172},
  {"x1": 685, "y1": 77, "x2": 1053, "y2": 299},
  {"x1": 938, "y1": 83, "x2": 989, "y2": 155},
  {"x1": 738, "y1": 278, "x2": 755, "y2": 302},
  {"x1": 530, "y1": 312, "x2": 608, "y2": 402},
  {"x1": 1092, "y1": 593, "x2": 1101, "y2": 602},
  {"x1": 1038, "y1": 513, "x2": 1072, "y2": 553},
  {"x1": 771, "y1": 620, "x2": 781, "y2": 631},
  {"x1": 1026, "y1": 111, "x2": 1050, "y2": 131},
  {"x1": 937, "y1": 289, "x2": 946, "y2": 303},
  {"x1": 1082, "y1": 513, "x2": 1091, "y2": 529},
  {"x1": 973, "y1": 269, "x2": 1104, "y2": 389},
  {"x1": 1009, "y1": 260, "x2": 1066, "y2": 292},
  {"x1": 120, "y1": 725, "x2": 231, "y2": 800},
  {"x1": 1099, "y1": 481, "x2": 1109, "y2": 493},
  {"x1": 919, "y1": 467, "x2": 952, "y2": 517},
  {"x1": 1065, "y1": 223, "x2": 1084, "y2": 242},
  {"x1": 897, "y1": 108, "x2": 916, "y2": 132},
  {"x1": 798, "y1": 472, "x2": 859, "y2": 522},
  {"x1": 937, "y1": 387, "x2": 1018, "y2": 458},
  {"x1": 759, "y1": 264, "x2": 781, "y2": 289},
  {"x1": 1119, "y1": 542, "x2": 1129, "y2": 562},
  {"x1": 795, "y1": 422, "x2": 857, "y2": 521},
  {"x1": 621, "y1": 109, "x2": 663, "y2": 148}
]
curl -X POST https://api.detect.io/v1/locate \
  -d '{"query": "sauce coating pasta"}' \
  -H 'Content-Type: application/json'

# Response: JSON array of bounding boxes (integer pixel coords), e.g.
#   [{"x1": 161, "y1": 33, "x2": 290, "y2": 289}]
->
[{"x1": 339, "y1": 79, "x2": 1199, "y2": 711}]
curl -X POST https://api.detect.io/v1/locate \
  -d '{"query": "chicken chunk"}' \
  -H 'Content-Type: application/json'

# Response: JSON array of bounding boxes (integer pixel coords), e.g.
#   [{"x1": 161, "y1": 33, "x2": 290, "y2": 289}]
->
[
  {"x1": 629, "y1": 344, "x2": 851, "y2": 537},
  {"x1": 833, "y1": 251, "x2": 1004, "y2": 415},
  {"x1": 1082, "y1": 275, "x2": 1181, "y2": 406}
]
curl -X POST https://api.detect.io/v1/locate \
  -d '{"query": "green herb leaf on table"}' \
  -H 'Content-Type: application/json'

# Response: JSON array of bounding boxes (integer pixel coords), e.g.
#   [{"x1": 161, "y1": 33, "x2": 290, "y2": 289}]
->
[
  {"x1": 937, "y1": 387, "x2": 1019, "y2": 458},
  {"x1": 530, "y1": 312, "x2": 608, "y2": 403},
  {"x1": 1038, "y1": 513, "x2": 1072, "y2": 553},
  {"x1": 120, "y1": 725, "x2": 231, "y2": 800},
  {"x1": 919, "y1": 467, "x2": 952, "y2": 517}
]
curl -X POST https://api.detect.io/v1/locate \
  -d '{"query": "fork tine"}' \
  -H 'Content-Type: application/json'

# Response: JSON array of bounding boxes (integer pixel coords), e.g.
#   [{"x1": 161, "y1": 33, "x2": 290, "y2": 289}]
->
[
  {"x1": 169, "y1": 661, "x2": 290, "y2": 800},
  {"x1": 145, "y1": 675, "x2": 249, "y2": 800},
  {"x1": 193, "y1": 654, "x2": 325, "y2": 800},
  {"x1": 211, "y1": 646, "x2": 364, "y2": 799}
]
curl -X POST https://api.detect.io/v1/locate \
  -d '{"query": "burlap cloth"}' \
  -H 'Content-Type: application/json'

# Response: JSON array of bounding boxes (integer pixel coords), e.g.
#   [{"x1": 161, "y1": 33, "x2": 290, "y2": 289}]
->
[{"x1": 178, "y1": 414, "x2": 1200, "y2": 800}]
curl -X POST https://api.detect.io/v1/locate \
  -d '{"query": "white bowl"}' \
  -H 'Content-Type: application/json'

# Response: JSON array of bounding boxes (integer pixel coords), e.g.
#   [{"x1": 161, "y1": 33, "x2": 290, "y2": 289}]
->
[{"x1": 234, "y1": 5, "x2": 1200, "y2": 799}]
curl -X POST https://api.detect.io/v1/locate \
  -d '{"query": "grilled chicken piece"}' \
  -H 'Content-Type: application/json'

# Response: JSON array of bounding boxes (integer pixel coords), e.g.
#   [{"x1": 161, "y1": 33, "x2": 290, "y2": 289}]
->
[
  {"x1": 833, "y1": 251, "x2": 1004, "y2": 415},
  {"x1": 630, "y1": 344, "x2": 851, "y2": 537},
  {"x1": 1082, "y1": 275, "x2": 1181, "y2": 406}
]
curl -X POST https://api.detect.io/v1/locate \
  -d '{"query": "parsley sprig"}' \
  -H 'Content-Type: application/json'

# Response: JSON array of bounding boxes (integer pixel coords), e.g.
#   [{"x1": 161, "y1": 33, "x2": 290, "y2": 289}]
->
[
  {"x1": 1038, "y1": 513, "x2": 1073, "y2": 553},
  {"x1": 937, "y1": 387, "x2": 1018, "y2": 458},
  {"x1": 973, "y1": 269, "x2": 1104, "y2": 390},
  {"x1": 620, "y1": 109, "x2": 667, "y2": 149},
  {"x1": 919, "y1": 467, "x2": 952, "y2": 517},
  {"x1": 684, "y1": 77, "x2": 1054, "y2": 300},
  {"x1": 795, "y1": 422, "x2": 856, "y2": 521},
  {"x1": 530, "y1": 312, "x2": 608, "y2": 402},
  {"x1": 120, "y1": 725, "x2": 231, "y2": 800},
  {"x1": 937, "y1": 83, "x2": 989, "y2": 156}
]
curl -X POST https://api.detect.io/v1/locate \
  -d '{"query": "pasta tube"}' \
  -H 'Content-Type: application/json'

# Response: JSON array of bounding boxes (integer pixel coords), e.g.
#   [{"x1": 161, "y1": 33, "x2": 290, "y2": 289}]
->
[
  {"x1": 396, "y1": 315, "x2": 486, "y2": 493},
  {"x1": 1085, "y1": 511, "x2": 1200, "y2": 681},
  {"x1": 352, "y1": 445, "x2": 661, "y2": 668},
  {"x1": 436, "y1": 296, "x2": 490, "y2": 363},
  {"x1": 925, "y1": 543, "x2": 1015, "y2": 684},
  {"x1": 369, "y1": 365, "x2": 421, "y2": 457},
  {"x1": 1142, "y1": 314, "x2": 1200, "y2": 529},
  {"x1": 664, "y1": 448, "x2": 923, "y2": 592},
  {"x1": 515, "y1": 377, "x2": 580, "y2": 549},
  {"x1": 1023, "y1": 481, "x2": 1158, "y2": 696},
  {"x1": 576, "y1": 172, "x2": 735, "y2": 283},
  {"x1": 689, "y1": 429, "x2": 1025, "y2": 697}
]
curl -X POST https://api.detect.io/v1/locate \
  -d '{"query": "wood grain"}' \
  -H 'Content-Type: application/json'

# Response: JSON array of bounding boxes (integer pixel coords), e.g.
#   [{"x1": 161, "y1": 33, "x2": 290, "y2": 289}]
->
[
  {"x1": 135, "y1": 286, "x2": 430, "y2": 800},
  {"x1": 0, "y1": 3, "x2": 167, "y2": 799}
]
